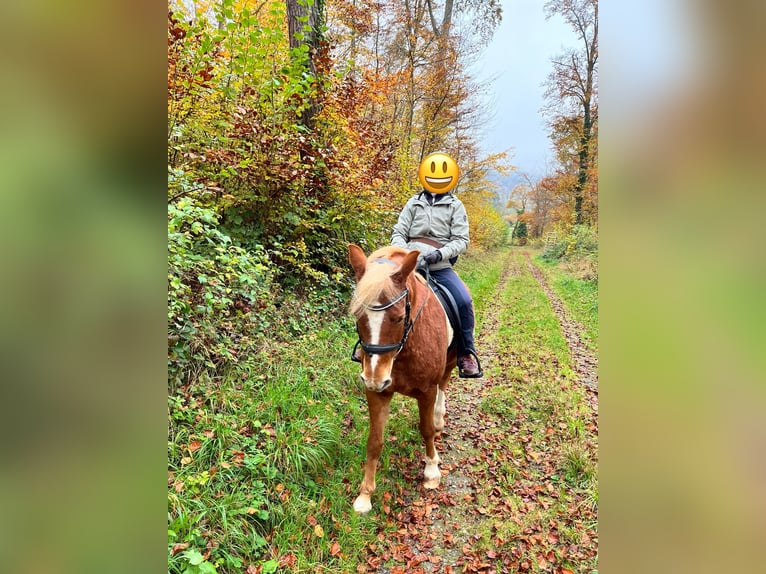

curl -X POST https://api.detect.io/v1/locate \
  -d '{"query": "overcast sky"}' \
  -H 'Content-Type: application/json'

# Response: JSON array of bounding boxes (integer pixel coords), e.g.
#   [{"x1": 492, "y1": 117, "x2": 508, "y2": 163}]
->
[{"x1": 469, "y1": 0, "x2": 578, "y2": 179}]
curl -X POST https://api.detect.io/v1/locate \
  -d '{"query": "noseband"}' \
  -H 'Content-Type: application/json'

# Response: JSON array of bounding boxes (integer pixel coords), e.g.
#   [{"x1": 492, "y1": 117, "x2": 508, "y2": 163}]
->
[{"x1": 352, "y1": 260, "x2": 427, "y2": 358}]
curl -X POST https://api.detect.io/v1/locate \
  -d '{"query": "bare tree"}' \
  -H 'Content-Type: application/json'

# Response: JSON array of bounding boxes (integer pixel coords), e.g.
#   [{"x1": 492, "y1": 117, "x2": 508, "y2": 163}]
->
[{"x1": 544, "y1": 0, "x2": 598, "y2": 225}]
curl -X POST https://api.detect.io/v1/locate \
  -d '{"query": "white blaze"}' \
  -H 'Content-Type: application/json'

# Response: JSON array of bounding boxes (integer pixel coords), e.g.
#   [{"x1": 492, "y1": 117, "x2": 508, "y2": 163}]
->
[{"x1": 365, "y1": 307, "x2": 385, "y2": 373}]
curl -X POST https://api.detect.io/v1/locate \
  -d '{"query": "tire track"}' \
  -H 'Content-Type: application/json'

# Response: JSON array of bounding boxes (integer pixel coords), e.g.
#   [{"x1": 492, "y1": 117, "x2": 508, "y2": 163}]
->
[{"x1": 523, "y1": 251, "x2": 598, "y2": 403}]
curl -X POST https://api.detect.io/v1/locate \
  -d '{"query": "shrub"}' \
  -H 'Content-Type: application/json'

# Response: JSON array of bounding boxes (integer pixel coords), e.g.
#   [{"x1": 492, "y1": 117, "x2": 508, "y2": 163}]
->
[
  {"x1": 168, "y1": 199, "x2": 274, "y2": 387},
  {"x1": 563, "y1": 225, "x2": 598, "y2": 260},
  {"x1": 542, "y1": 225, "x2": 598, "y2": 281},
  {"x1": 543, "y1": 225, "x2": 597, "y2": 260}
]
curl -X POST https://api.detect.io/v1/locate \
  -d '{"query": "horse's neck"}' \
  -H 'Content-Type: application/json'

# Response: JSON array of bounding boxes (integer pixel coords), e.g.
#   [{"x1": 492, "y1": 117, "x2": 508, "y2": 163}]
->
[{"x1": 408, "y1": 275, "x2": 434, "y2": 318}]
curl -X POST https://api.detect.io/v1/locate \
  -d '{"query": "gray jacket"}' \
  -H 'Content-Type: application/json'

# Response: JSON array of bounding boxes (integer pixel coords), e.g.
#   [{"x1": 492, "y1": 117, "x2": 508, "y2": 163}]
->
[{"x1": 391, "y1": 191, "x2": 470, "y2": 270}]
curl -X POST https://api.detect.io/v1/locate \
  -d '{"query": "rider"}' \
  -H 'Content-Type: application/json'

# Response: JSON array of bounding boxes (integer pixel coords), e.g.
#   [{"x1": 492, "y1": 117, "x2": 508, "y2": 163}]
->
[{"x1": 390, "y1": 152, "x2": 482, "y2": 378}]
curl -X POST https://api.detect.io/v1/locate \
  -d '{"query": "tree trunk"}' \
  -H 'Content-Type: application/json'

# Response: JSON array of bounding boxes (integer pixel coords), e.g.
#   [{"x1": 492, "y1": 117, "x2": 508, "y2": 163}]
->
[{"x1": 286, "y1": 0, "x2": 324, "y2": 127}]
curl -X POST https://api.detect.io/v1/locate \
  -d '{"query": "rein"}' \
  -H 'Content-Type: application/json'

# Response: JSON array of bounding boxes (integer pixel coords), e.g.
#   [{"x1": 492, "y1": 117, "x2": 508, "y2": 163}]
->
[{"x1": 353, "y1": 275, "x2": 428, "y2": 358}]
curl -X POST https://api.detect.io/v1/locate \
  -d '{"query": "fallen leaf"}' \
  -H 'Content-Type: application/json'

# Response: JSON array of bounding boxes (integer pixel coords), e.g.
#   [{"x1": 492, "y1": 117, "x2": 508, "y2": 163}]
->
[
  {"x1": 314, "y1": 524, "x2": 324, "y2": 538},
  {"x1": 171, "y1": 542, "x2": 189, "y2": 555},
  {"x1": 188, "y1": 440, "x2": 202, "y2": 452},
  {"x1": 330, "y1": 541, "x2": 341, "y2": 556}
]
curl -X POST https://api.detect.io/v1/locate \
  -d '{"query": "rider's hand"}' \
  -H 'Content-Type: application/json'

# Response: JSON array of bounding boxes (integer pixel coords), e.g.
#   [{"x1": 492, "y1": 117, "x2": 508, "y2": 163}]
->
[{"x1": 423, "y1": 250, "x2": 442, "y2": 265}]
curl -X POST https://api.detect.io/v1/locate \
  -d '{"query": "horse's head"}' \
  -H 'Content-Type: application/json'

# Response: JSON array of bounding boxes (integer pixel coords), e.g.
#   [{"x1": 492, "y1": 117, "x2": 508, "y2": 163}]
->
[{"x1": 349, "y1": 244, "x2": 420, "y2": 393}]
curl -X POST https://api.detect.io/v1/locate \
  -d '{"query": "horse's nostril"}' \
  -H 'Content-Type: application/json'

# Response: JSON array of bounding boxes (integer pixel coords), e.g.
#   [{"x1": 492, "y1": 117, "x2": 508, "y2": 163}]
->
[
  {"x1": 381, "y1": 378, "x2": 392, "y2": 389},
  {"x1": 359, "y1": 373, "x2": 366, "y2": 384}
]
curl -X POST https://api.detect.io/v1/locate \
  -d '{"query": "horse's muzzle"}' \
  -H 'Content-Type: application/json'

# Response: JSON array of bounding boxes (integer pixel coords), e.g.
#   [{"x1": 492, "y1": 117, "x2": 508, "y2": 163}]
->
[{"x1": 360, "y1": 373, "x2": 392, "y2": 393}]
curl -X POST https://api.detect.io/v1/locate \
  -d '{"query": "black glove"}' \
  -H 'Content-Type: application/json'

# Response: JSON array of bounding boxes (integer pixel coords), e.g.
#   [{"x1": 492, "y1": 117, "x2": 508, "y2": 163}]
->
[{"x1": 423, "y1": 250, "x2": 442, "y2": 265}]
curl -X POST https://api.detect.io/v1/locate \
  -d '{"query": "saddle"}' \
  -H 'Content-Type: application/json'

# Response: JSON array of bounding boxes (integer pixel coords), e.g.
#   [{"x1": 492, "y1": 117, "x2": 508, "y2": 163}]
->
[
  {"x1": 418, "y1": 270, "x2": 483, "y2": 378},
  {"x1": 423, "y1": 273, "x2": 461, "y2": 348}
]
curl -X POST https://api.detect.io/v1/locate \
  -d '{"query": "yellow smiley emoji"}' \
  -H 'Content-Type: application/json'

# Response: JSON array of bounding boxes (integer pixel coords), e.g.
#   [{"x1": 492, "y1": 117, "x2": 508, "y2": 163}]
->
[{"x1": 418, "y1": 152, "x2": 460, "y2": 194}]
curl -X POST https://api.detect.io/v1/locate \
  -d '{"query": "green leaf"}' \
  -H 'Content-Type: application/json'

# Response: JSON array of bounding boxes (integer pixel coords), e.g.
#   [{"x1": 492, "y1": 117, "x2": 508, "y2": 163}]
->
[
  {"x1": 262, "y1": 560, "x2": 279, "y2": 574},
  {"x1": 183, "y1": 548, "x2": 204, "y2": 566}
]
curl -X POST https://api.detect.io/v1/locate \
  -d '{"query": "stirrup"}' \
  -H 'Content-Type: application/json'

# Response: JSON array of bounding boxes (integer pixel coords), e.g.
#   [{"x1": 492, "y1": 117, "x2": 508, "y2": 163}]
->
[{"x1": 458, "y1": 349, "x2": 483, "y2": 378}]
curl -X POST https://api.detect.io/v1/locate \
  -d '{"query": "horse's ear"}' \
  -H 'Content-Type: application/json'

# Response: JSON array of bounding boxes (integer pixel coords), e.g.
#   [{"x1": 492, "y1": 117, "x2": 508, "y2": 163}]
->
[
  {"x1": 392, "y1": 250, "x2": 420, "y2": 287},
  {"x1": 348, "y1": 244, "x2": 367, "y2": 281}
]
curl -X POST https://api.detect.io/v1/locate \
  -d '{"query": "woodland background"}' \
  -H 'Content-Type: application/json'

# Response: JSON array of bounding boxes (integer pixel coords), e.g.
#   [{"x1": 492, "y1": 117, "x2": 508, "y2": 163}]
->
[{"x1": 167, "y1": 0, "x2": 598, "y2": 385}]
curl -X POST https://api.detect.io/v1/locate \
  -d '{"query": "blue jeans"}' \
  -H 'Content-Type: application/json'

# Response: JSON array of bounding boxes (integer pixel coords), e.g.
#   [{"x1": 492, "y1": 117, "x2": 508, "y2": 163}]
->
[{"x1": 430, "y1": 267, "x2": 476, "y2": 355}]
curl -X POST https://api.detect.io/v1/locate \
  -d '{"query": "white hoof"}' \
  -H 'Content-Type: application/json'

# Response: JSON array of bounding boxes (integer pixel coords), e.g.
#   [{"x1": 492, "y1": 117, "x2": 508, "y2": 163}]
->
[
  {"x1": 353, "y1": 494, "x2": 372, "y2": 514},
  {"x1": 423, "y1": 476, "x2": 441, "y2": 489},
  {"x1": 423, "y1": 455, "x2": 441, "y2": 489}
]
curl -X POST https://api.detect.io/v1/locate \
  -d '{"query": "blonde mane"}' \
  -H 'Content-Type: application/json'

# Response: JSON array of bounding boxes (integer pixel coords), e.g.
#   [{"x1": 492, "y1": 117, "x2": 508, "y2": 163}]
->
[{"x1": 350, "y1": 246, "x2": 410, "y2": 318}]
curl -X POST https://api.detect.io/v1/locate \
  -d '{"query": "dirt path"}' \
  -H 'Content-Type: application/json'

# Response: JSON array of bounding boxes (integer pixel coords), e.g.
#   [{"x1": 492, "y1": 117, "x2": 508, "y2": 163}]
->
[
  {"x1": 523, "y1": 252, "x2": 598, "y2": 409},
  {"x1": 365, "y1": 250, "x2": 598, "y2": 574}
]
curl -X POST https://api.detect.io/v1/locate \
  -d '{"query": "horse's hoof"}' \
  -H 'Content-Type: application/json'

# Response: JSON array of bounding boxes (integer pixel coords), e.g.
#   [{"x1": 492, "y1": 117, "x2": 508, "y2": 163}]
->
[
  {"x1": 423, "y1": 477, "x2": 440, "y2": 489},
  {"x1": 353, "y1": 495, "x2": 372, "y2": 514}
]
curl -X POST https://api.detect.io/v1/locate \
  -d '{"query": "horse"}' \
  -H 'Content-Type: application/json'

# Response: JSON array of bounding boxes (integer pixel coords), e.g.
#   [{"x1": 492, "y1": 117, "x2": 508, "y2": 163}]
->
[{"x1": 347, "y1": 244, "x2": 457, "y2": 513}]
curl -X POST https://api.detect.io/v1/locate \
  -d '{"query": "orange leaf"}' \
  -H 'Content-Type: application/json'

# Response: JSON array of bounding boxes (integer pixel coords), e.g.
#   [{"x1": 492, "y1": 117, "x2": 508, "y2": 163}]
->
[
  {"x1": 188, "y1": 440, "x2": 202, "y2": 452},
  {"x1": 171, "y1": 542, "x2": 189, "y2": 555},
  {"x1": 330, "y1": 541, "x2": 341, "y2": 556}
]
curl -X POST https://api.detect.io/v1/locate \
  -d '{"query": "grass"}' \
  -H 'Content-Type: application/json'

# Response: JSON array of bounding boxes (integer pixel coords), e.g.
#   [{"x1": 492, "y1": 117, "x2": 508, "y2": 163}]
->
[
  {"x1": 456, "y1": 248, "x2": 507, "y2": 332},
  {"x1": 168, "y1": 320, "x2": 375, "y2": 573},
  {"x1": 535, "y1": 254, "x2": 599, "y2": 354}
]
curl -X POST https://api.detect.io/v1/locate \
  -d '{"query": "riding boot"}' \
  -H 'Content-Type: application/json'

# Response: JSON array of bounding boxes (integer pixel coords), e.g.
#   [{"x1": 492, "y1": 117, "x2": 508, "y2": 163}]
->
[{"x1": 458, "y1": 349, "x2": 483, "y2": 378}]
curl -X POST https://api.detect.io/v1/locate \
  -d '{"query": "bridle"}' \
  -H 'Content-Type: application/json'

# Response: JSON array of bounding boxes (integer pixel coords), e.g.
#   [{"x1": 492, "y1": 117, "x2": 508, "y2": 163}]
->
[{"x1": 352, "y1": 259, "x2": 428, "y2": 358}]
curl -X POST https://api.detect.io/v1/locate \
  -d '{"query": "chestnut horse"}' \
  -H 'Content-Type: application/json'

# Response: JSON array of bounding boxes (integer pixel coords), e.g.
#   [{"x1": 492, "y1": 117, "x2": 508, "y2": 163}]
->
[{"x1": 348, "y1": 244, "x2": 457, "y2": 513}]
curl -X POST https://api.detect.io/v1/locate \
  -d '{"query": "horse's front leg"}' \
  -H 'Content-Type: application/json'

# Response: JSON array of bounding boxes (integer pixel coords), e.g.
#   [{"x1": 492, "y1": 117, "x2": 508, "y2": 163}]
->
[
  {"x1": 417, "y1": 391, "x2": 442, "y2": 489},
  {"x1": 354, "y1": 390, "x2": 392, "y2": 513}
]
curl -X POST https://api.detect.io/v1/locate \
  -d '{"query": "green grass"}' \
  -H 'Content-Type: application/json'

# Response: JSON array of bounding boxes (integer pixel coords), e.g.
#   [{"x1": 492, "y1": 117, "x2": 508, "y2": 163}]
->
[
  {"x1": 168, "y1": 320, "x2": 376, "y2": 573},
  {"x1": 457, "y1": 248, "x2": 507, "y2": 332},
  {"x1": 535, "y1": 255, "x2": 599, "y2": 353}
]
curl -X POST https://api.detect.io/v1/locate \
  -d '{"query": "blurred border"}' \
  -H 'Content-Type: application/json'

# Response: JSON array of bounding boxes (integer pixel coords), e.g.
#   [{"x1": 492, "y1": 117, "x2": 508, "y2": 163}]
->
[
  {"x1": 0, "y1": 1, "x2": 166, "y2": 573},
  {"x1": 601, "y1": 0, "x2": 766, "y2": 572}
]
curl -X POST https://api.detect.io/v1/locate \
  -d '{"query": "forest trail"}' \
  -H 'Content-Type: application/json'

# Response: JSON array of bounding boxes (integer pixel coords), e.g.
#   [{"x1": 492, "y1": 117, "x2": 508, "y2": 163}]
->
[{"x1": 363, "y1": 249, "x2": 598, "y2": 574}]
